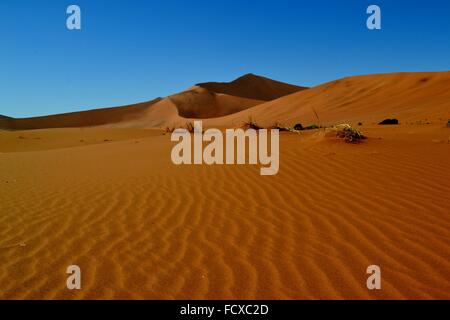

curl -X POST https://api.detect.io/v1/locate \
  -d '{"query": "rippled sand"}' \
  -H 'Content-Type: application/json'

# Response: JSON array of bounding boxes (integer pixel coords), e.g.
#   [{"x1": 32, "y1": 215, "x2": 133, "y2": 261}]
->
[{"x1": 1, "y1": 124, "x2": 449, "y2": 299}]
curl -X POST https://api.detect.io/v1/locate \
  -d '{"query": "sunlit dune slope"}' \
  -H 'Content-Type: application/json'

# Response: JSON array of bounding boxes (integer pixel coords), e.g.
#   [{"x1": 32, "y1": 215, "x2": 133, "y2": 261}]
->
[
  {"x1": 205, "y1": 71, "x2": 450, "y2": 128},
  {"x1": 0, "y1": 98, "x2": 162, "y2": 131},
  {"x1": 168, "y1": 86, "x2": 264, "y2": 119}
]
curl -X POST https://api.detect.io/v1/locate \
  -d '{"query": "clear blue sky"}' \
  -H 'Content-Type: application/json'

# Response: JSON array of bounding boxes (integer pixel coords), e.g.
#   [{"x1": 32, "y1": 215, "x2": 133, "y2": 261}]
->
[{"x1": 1, "y1": 0, "x2": 450, "y2": 118}]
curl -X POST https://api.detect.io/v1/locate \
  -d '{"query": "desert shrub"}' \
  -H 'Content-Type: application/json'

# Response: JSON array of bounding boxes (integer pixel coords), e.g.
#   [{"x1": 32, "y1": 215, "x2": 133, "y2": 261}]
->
[
  {"x1": 294, "y1": 123, "x2": 303, "y2": 131},
  {"x1": 333, "y1": 124, "x2": 366, "y2": 143},
  {"x1": 379, "y1": 119, "x2": 399, "y2": 125},
  {"x1": 358, "y1": 122, "x2": 363, "y2": 126},
  {"x1": 447, "y1": 119, "x2": 450, "y2": 127}
]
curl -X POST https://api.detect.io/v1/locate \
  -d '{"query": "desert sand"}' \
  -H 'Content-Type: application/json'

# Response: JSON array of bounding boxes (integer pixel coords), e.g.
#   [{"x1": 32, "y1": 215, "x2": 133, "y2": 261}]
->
[{"x1": 0, "y1": 72, "x2": 450, "y2": 299}]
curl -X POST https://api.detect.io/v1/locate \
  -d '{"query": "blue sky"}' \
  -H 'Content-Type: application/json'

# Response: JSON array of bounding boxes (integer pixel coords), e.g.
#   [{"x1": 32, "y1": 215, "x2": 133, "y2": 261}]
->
[{"x1": 1, "y1": 0, "x2": 450, "y2": 118}]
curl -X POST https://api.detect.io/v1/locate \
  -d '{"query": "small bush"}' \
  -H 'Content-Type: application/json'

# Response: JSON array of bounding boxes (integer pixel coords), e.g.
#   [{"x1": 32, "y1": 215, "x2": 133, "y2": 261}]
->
[
  {"x1": 333, "y1": 124, "x2": 366, "y2": 143},
  {"x1": 447, "y1": 119, "x2": 450, "y2": 127},
  {"x1": 379, "y1": 119, "x2": 399, "y2": 125},
  {"x1": 358, "y1": 122, "x2": 363, "y2": 126},
  {"x1": 305, "y1": 124, "x2": 320, "y2": 130},
  {"x1": 294, "y1": 123, "x2": 303, "y2": 131}
]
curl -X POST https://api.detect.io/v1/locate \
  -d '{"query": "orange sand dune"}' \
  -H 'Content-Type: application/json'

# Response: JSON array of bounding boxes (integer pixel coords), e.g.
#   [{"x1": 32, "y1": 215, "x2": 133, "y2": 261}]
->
[
  {"x1": 0, "y1": 115, "x2": 13, "y2": 129},
  {"x1": 197, "y1": 73, "x2": 307, "y2": 101},
  {"x1": 0, "y1": 99, "x2": 162, "y2": 131},
  {"x1": 168, "y1": 86, "x2": 264, "y2": 119},
  {"x1": 205, "y1": 71, "x2": 450, "y2": 128},
  {"x1": 0, "y1": 74, "x2": 306, "y2": 131},
  {"x1": 1, "y1": 124, "x2": 450, "y2": 299},
  {"x1": 2, "y1": 72, "x2": 449, "y2": 132}
]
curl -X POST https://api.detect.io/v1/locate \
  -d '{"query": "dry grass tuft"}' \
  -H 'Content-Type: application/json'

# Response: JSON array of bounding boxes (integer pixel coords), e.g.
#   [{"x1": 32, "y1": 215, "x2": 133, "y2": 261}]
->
[
  {"x1": 164, "y1": 122, "x2": 202, "y2": 134},
  {"x1": 330, "y1": 124, "x2": 367, "y2": 143}
]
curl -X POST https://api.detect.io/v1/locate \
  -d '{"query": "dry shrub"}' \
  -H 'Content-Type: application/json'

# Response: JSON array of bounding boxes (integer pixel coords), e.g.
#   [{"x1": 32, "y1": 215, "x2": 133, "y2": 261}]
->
[
  {"x1": 164, "y1": 123, "x2": 202, "y2": 134},
  {"x1": 331, "y1": 124, "x2": 366, "y2": 143}
]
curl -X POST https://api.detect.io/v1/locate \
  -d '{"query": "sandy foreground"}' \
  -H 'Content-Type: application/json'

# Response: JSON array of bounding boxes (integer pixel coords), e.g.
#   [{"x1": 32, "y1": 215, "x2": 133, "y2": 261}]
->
[{"x1": 1, "y1": 124, "x2": 450, "y2": 299}]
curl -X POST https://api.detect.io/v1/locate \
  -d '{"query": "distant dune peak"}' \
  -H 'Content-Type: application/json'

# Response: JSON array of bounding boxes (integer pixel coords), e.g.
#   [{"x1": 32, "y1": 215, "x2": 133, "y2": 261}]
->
[
  {"x1": 233, "y1": 73, "x2": 264, "y2": 81},
  {"x1": 196, "y1": 73, "x2": 308, "y2": 101},
  {"x1": 167, "y1": 86, "x2": 264, "y2": 119},
  {"x1": 165, "y1": 73, "x2": 307, "y2": 119}
]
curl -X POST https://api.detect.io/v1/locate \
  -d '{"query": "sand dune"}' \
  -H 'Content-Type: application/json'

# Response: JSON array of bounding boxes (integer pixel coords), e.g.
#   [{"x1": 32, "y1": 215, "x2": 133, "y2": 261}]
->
[
  {"x1": 197, "y1": 73, "x2": 307, "y2": 101},
  {"x1": 205, "y1": 71, "x2": 450, "y2": 128},
  {"x1": 0, "y1": 74, "x2": 306, "y2": 131},
  {"x1": 5, "y1": 72, "x2": 449, "y2": 132},
  {"x1": 0, "y1": 98, "x2": 162, "y2": 131},
  {"x1": 168, "y1": 86, "x2": 264, "y2": 119},
  {"x1": 0, "y1": 115, "x2": 13, "y2": 129}
]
